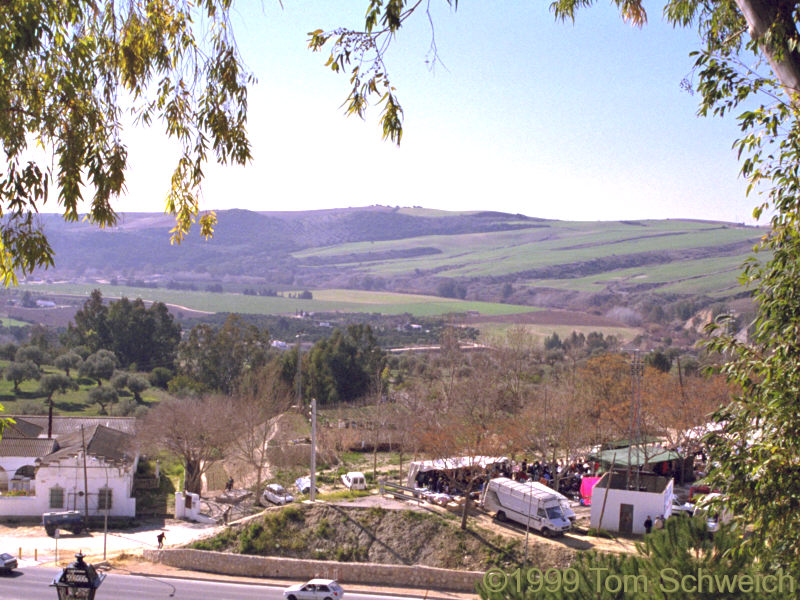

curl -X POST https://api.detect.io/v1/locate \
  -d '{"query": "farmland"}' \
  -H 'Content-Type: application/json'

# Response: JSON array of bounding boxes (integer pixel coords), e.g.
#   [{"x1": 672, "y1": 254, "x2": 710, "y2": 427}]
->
[{"x1": 20, "y1": 283, "x2": 542, "y2": 318}]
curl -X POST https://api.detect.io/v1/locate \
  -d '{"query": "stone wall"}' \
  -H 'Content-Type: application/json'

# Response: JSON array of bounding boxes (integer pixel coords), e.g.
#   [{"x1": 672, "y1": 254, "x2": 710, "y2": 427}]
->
[{"x1": 143, "y1": 548, "x2": 483, "y2": 592}]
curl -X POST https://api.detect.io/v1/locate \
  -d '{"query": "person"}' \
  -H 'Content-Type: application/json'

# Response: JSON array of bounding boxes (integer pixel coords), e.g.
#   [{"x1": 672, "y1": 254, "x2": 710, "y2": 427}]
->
[
  {"x1": 644, "y1": 516, "x2": 653, "y2": 534},
  {"x1": 225, "y1": 477, "x2": 234, "y2": 492},
  {"x1": 157, "y1": 531, "x2": 166, "y2": 549}
]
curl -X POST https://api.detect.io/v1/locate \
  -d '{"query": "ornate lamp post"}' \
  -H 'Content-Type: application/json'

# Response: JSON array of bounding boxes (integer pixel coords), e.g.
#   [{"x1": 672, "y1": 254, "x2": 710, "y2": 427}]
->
[{"x1": 51, "y1": 552, "x2": 106, "y2": 599}]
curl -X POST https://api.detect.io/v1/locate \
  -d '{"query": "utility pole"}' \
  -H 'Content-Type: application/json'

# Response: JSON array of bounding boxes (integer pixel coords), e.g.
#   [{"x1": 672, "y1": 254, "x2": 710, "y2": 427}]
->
[
  {"x1": 628, "y1": 351, "x2": 644, "y2": 490},
  {"x1": 103, "y1": 469, "x2": 109, "y2": 560},
  {"x1": 310, "y1": 397, "x2": 317, "y2": 502},
  {"x1": 80, "y1": 425, "x2": 90, "y2": 529}
]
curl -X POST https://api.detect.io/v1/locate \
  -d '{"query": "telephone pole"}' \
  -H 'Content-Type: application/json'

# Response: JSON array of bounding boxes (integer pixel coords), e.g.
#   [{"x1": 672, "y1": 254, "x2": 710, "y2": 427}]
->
[{"x1": 310, "y1": 397, "x2": 317, "y2": 502}]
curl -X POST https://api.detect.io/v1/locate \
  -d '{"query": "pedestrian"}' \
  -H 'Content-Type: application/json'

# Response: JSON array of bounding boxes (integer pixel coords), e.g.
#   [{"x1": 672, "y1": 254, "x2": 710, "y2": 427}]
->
[
  {"x1": 225, "y1": 476, "x2": 234, "y2": 492},
  {"x1": 644, "y1": 515, "x2": 653, "y2": 534},
  {"x1": 157, "y1": 531, "x2": 166, "y2": 549}
]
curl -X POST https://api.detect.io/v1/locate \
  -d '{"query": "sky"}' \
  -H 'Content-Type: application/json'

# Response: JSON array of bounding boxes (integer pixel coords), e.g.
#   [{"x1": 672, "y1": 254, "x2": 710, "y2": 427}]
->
[{"x1": 108, "y1": 1, "x2": 762, "y2": 224}]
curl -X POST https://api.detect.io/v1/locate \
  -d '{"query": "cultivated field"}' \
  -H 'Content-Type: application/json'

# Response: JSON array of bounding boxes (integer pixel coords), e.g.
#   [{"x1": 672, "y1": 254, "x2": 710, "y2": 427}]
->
[
  {"x1": 21, "y1": 284, "x2": 542, "y2": 318},
  {"x1": 293, "y1": 219, "x2": 764, "y2": 297}
]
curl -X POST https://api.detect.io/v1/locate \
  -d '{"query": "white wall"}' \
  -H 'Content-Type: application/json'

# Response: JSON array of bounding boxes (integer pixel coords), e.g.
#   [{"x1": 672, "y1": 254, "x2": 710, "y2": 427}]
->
[
  {"x1": 0, "y1": 453, "x2": 138, "y2": 518},
  {"x1": 590, "y1": 479, "x2": 673, "y2": 534},
  {"x1": 0, "y1": 457, "x2": 39, "y2": 474}
]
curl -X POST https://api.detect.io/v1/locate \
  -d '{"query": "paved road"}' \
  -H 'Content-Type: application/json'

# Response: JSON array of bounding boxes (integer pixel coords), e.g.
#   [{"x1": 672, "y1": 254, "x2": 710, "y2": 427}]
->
[{"x1": 0, "y1": 568, "x2": 432, "y2": 600}]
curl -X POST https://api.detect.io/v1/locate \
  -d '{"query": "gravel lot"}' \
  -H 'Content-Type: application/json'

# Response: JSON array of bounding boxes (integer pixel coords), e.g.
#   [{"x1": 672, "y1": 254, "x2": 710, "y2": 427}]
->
[{"x1": 0, "y1": 518, "x2": 223, "y2": 567}]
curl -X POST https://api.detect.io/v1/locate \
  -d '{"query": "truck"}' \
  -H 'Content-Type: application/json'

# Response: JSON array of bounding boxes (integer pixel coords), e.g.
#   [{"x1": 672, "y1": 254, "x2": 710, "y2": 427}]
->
[
  {"x1": 481, "y1": 477, "x2": 572, "y2": 537},
  {"x1": 42, "y1": 511, "x2": 85, "y2": 536}
]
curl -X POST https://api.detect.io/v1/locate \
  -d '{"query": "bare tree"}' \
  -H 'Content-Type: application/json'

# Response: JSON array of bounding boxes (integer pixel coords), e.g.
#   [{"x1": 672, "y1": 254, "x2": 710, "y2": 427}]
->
[
  {"x1": 391, "y1": 380, "x2": 432, "y2": 482},
  {"x1": 224, "y1": 366, "x2": 293, "y2": 502},
  {"x1": 643, "y1": 364, "x2": 731, "y2": 483},
  {"x1": 140, "y1": 395, "x2": 235, "y2": 494},
  {"x1": 421, "y1": 352, "x2": 512, "y2": 530}
]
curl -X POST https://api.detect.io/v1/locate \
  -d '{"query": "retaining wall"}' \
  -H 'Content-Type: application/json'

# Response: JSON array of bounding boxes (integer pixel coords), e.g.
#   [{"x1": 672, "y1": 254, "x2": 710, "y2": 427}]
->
[{"x1": 143, "y1": 548, "x2": 483, "y2": 592}]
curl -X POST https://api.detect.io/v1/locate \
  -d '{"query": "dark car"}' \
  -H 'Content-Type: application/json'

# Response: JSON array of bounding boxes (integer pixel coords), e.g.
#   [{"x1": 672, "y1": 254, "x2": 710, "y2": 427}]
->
[
  {"x1": 0, "y1": 553, "x2": 17, "y2": 574},
  {"x1": 42, "y1": 511, "x2": 85, "y2": 536}
]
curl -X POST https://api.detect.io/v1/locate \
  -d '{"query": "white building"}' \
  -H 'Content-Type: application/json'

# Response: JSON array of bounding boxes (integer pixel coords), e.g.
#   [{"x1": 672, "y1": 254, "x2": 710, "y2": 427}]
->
[
  {"x1": 590, "y1": 471, "x2": 673, "y2": 535},
  {"x1": 0, "y1": 416, "x2": 138, "y2": 519}
]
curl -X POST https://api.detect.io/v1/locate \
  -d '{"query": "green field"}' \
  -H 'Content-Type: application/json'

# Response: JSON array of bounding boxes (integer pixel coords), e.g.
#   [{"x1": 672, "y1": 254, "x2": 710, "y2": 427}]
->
[
  {"x1": 530, "y1": 255, "x2": 754, "y2": 294},
  {"x1": 293, "y1": 220, "x2": 764, "y2": 284},
  {"x1": 22, "y1": 284, "x2": 541, "y2": 317},
  {"x1": 478, "y1": 323, "x2": 641, "y2": 345},
  {"x1": 0, "y1": 317, "x2": 30, "y2": 327}
]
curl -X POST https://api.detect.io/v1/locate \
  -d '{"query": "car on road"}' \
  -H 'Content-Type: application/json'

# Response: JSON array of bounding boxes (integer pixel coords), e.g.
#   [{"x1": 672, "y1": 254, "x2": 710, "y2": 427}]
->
[
  {"x1": 340, "y1": 471, "x2": 367, "y2": 490},
  {"x1": 262, "y1": 483, "x2": 294, "y2": 505},
  {"x1": 0, "y1": 553, "x2": 17, "y2": 574},
  {"x1": 284, "y1": 578, "x2": 344, "y2": 600}
]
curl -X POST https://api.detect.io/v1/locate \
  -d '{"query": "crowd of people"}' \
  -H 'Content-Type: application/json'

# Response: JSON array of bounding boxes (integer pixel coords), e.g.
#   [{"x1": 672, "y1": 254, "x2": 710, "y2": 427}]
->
[
  {"x1": 504, "y1": 459, "x2": 598, "y2": 499},
  {"x1": 412, "y1": 457, "x2": 599, "y2": 503}
]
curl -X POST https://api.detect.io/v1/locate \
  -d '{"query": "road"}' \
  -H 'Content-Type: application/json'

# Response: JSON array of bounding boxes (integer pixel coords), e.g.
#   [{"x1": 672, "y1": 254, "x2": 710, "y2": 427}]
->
[{"x1": 0, "y1": 567, "x2": 433, "y2": 600}]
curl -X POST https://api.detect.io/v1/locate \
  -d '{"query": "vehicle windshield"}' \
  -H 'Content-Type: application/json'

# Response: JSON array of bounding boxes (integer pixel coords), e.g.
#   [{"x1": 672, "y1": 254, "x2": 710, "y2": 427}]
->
[
  {"x1": 0, "y1": 554, "x2": 11, "y2": 560},
  {"x1": 273, "y1": 485, "x2": 286, "y2": 494},
  {"x1": 546, "y1": 506, "x2": 564, "y2": 521}
]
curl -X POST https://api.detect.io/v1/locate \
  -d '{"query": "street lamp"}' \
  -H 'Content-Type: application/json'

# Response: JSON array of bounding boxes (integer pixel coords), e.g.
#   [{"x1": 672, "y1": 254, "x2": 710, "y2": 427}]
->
[{"x1": 51, "y1": 552, "x2": 105, "y2": 599}]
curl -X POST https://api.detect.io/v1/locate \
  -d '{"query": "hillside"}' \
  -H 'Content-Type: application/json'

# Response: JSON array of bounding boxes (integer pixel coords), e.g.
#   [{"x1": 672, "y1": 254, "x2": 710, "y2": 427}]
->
[
  {"x1": 190, "y1": 503, "x2": 575, "y2": 571},
  {"x1": 28, "y1": 207, "x2": 766, "y2": 315}
]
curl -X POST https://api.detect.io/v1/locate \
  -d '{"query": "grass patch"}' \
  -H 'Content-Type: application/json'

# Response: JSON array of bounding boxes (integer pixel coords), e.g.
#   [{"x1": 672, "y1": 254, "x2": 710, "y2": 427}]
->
[{"x1": 316, "y1": 489, "x2": 370, "y2": 502}]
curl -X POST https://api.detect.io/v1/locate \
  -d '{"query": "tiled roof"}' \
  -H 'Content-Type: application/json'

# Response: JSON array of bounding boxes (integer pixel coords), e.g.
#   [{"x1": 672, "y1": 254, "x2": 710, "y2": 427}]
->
[
  {"x1": 5, "y1": 415, "x2": 136, "y2": 436},
  {"x1": 0, "y1": 437, "x2": 57, "y2": 458},
  {"x1": 39, "y1": 424, "x2": 135, "y2": 466},
  {"x1": 4, "y1": 418, "x2": 43, "y2": 438}
]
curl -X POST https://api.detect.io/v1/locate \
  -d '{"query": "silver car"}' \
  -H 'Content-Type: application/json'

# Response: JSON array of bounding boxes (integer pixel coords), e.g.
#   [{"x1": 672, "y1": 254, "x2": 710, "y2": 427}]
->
[
  {"x1": 284, "y1": 578, "x2": 344, "y2": 600},
  {"x1": 0, "y1": 553, "x2": 17, "y2": 574},
  {"x1": 262, "y1": 483, "x2": 294, "y2": 505}
]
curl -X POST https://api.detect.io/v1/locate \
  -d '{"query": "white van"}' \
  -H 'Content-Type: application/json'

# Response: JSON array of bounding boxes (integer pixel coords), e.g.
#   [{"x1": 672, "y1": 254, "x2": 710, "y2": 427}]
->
[
  {"x1": 341, "y1": 471, "x2": 367, "y2": 490},
  {"x1": 528, "y1": 480, "x2": 577, "y2": 523},
  {"x1": 482, "y1": 477, "x2": 571, "y2": 536}
]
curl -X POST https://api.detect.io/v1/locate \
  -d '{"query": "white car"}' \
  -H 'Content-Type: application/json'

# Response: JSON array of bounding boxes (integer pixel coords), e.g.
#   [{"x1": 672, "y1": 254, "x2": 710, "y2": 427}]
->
[
  {"x1": 262, "y1": 483, "x2": 294, "y2": 505},
  {"x1": 284, "y1": 578, "x2": 344, "y2": 600},
  {"x1": 341, "y1": 471, "x2": 367, "y2": 490}
]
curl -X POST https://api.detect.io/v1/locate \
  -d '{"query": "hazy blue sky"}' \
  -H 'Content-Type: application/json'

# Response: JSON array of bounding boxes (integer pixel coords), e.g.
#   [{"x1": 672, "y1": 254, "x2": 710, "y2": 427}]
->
[{"x1": 113, "y1": 1, "x2": 761, "y2": 224}]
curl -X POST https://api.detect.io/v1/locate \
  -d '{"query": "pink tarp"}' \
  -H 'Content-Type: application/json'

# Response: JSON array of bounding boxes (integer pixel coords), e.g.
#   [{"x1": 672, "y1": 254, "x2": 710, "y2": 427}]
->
[{"x1": 580, "y1": 476, "x2": 601, "y2": 506}]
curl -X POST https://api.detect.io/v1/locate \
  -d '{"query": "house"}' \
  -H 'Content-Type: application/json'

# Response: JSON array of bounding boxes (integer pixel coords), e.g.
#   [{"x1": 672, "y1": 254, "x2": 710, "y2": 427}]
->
[
  {"x1": 590, "y1": 471, "x2": 673, "y2": 534},
  {"x1": 0, "y1": 416, "x2": 138, "y2": 519}
]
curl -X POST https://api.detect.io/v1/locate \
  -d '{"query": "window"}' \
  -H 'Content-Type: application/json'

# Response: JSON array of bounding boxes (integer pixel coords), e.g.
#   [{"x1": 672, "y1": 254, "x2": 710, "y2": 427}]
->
[
  {"x1": 49, "y1": 487, "x2": 64, "y2": 509},
  {"x1": 97, "y1": 487, "x2": 113, "y2": 510}
]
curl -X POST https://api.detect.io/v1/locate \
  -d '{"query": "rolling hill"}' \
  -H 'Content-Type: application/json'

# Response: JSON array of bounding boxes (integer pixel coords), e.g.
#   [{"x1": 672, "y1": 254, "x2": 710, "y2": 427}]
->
[{"x1": 27, "y1": 207, "x2": 766, "y2": 318}]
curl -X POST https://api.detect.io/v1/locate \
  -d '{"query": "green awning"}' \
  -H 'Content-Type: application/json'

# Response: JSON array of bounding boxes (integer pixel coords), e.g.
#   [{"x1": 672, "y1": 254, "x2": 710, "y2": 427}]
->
[
  {"x1": 600, "y1": 436, "x2": 663, "y2": 450},
  {"x1": 591, "y1": 445, "x2": 681, "y2": 468}
]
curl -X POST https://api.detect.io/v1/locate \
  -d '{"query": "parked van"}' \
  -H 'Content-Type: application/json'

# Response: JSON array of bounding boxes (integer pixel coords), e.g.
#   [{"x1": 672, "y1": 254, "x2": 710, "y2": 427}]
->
[
  {"x1": 527, "y1": 480, "x2": 577, "y2": 523},
  {"x1": 341, "y1": 471, "x2": 367, "y2": 490},
  {"x1": 482, "y1": 477, "x2": 571, "y2": 536}
]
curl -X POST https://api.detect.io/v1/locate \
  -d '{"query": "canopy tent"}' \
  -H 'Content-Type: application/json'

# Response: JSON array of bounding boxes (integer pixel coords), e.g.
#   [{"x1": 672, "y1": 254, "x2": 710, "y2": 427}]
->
[
  {"x1": 406, "y1": 456, "x2": 508, "y2": 488},
  {"x1": 591, "y1": 445, "x2": 681, "y2": 468},
  {"x1": 599, "y1": 436, "x2": 663, "y2": 450}
]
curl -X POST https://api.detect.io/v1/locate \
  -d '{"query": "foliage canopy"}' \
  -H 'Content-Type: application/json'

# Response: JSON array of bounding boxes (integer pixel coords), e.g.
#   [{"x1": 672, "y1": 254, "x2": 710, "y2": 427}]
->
[{"x1": 0, "y1": 0, "x2": 253, "y2": 283}]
